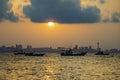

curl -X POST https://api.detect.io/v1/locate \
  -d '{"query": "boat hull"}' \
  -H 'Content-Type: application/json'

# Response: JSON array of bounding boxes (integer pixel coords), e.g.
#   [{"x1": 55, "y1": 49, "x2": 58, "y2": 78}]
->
[
  {"x1": 25, "y1": 53, "x2": 45, "y2": 56},
  {"x1": 61, "y1": 52, "x2": 86, "y2": 56},
  {"x1": 14, "y1": 52, "x2": 25, "y2": 55},
  {"x1": 95, "y1": 51, "x2": 109, "y2": 55},
  {"x1": 95, "y1": 53, "x2": 109, "y2": 55}
]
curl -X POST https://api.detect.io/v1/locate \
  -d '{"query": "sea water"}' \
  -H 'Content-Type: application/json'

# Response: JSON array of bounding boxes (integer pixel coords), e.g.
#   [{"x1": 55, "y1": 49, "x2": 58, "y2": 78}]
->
[{"x1": 0, "y1": 53, "x2": 120, "y2": 80}]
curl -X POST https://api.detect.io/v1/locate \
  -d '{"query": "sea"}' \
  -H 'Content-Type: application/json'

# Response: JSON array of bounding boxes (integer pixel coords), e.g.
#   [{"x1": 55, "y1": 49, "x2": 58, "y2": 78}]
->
[{"x1": 0, "y1": 53, "x2": 120, "y2": 80}]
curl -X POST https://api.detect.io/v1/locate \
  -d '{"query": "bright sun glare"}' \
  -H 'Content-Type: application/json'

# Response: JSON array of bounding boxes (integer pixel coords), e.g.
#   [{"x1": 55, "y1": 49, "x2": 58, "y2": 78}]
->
[{"x1": 48, "y1": 22, "x2": 54, "y2": 27}]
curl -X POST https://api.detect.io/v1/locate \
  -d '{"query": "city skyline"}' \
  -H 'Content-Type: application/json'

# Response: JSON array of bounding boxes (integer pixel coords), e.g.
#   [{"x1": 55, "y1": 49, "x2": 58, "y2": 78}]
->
[
  {"x1": 0, "y1": 43, "x2": 120, "y2": 51},
  {"x1": 0, "y1": 43, "x2": 120, "y2": 54}
]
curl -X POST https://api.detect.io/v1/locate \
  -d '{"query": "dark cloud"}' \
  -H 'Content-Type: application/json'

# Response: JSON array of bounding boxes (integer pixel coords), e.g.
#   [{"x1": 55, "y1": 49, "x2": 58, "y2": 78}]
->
[
  {"x1": 0, "y1": 0, "x2": 8, "y2": 21},
  {"x1": 23, "y1": 0, "x2": 101, "y2": 23},
  {"x1": 102, "y1": 18, "x2": 110, "y2": 23},
  {"x1": 0, "y1": 0, "x2": 120, "y2": 23},
  {"x1": 0, "y1": 0, "x2": 18, "y2": 22},
  {"x1": 111, "y1": 13, "x2": 120, "y2": 22},
  {"x1": 99, "y1": 0, "x2": 105, "y2": 4}
]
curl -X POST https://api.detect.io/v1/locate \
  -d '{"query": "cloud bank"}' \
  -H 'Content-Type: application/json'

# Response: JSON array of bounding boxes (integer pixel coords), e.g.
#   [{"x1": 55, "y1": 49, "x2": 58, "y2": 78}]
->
[
  {"x1": 0, "y1": 0, "x2": 18, "y2": 22},
  {"x1": 0, "y1": 0, "x2": 120, "y2": 23},
  {"x1": 23, "y1": 0, "x2": 100, "y2": 23},
  {"x1": 100, "y1": 0, "x2": 105, "y2": 4}
]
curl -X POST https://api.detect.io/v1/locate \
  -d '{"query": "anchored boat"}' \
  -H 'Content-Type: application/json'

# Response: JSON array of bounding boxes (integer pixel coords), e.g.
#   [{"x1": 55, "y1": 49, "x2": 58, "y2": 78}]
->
[
  {"x1": 60, "y1": 49, "x2": 87, "y2": 56},
  {"x1": 24, "y1": 52, "x2": 45, "y2": 56},
  {"x1": 95, "y1": 51, "x2": 109, "y2": 55},
  {"x1": 61, "y1": 52, "x2": 86, "y2": 56},
  {"x1": 14, "y1": 50, "x2": 25, "y2": 55}
]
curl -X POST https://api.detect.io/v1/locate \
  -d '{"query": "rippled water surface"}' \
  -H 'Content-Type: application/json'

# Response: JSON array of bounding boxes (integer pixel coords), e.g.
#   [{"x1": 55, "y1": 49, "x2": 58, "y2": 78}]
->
[{"x1": 0, "y1": 53, "x2": 120, "y2": 80}]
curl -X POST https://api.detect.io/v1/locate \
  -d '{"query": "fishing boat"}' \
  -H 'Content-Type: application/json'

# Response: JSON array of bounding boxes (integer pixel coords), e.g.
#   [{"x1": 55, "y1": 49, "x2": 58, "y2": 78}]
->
[
  {"x1": 14, "y1": 52, "x2": 25, "y2": 55},
  {"x1": 95, "y1": 42, "x2": 109, "y2": 55},
  {"x1": 95, "y1": 51, "x2": 109, "y2": 55},
  {"x1": 61, "y1": 52, "x2": 86, "y2": 56},
  {"x1": 14, "y1": 50, "x2": 25, "y2": 55},
  {"x1": 24, "y1": 53, "x2": 45, "y2": 56},
  {"x1": 60, "y1": 49, "x2": 87, "y2": 56}
]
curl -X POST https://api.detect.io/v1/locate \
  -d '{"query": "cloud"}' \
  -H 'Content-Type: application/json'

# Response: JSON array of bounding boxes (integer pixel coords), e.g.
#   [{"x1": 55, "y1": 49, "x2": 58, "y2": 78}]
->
[
  {"x1": 0, "y1": 0, "x2": 119, "y2": 23},
  {"x1": 102, "y1": 12, "x2": 120, "y2": 23},
  {"x1": 23, "y1": 0, "x2": 101, "y2": 23},
  {"x1": 0, "y1": 0, "x2": 18, "y2": 22},
  {"x1": 99, "y1": 0, "x2": 105, "y2": 4},
  {"x1": 111, "y1": 13, "x2": 120, "y2": 22}
]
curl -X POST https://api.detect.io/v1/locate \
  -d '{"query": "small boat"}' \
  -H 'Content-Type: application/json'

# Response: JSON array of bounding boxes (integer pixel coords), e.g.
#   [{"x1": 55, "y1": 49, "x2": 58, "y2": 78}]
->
[
  {"x1": 61, "y1": 48, "x2": 87, "y2": 56},
  {"x1": 14, "y1": 50, "x2": 25, "y2": 55},
  {"x1": 25, "y1": 53, "x2": 45, "y2": 56},
  {"x1": 61, "y1": 52, "x2": 87, "y2": 56},
  {"x1": 95, "y1": 51, "x2": 109, "y2": 55},
  {"x1": 14, "y1": 52, "x2": 25, "y2": 55}
]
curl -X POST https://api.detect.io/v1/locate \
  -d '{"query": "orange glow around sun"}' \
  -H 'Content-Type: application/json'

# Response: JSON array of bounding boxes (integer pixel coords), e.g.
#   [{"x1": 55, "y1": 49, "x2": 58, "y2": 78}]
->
[{"x1": 48, "y1": 22, "x2": 54, "y2": 27}]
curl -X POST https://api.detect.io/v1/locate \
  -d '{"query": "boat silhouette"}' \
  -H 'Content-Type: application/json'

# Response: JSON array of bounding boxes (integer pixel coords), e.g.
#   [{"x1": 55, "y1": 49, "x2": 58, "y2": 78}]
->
[
  {"x1": 14, "y1": 50, "x2": 45, "y2": 56},
  {"x1": 60, "y1": 49, "x2": 87, "y2": 56},
  {"x1": 61, "y1": 52, "x2": 86, "y2": 56},
  {"x1": 95, "y1": 42, "x2": 109, "y2": 55},
  {"x1": 24, "y1": 52, "x2": 45, "y2": 56},
  {"x1": 95, "y1": 51, "x2": 109, "y2": 55},
  {"x1": 14, "y1": 50, "x2": 25, "y2": 55},
  {"x1": 14, "y1": 52, "x2": 25, "y2": 55}
]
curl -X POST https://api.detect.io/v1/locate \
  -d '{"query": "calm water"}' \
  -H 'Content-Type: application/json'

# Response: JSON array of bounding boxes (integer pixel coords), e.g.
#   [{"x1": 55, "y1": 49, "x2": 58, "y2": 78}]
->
[{"x1": 0, "y1": 53, "x2": 120, "y2": 80}]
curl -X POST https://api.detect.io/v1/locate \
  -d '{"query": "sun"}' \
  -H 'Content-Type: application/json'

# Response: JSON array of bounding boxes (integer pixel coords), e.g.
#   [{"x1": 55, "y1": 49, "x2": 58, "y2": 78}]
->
[{"x1": 48, "y1": 22, "x2": 54, "y2": 27}]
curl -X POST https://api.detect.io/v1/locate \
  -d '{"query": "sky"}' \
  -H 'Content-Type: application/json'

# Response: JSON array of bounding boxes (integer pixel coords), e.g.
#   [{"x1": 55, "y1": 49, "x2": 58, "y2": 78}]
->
[{"x1": 0, "y1": 0, "x2": 120, "y2": 49}]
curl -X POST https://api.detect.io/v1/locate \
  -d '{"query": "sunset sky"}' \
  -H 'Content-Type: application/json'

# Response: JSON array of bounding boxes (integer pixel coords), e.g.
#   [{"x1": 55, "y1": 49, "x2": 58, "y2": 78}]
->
[{"x1": 0, "y1": 0, "x2": 120, "y2": 49}]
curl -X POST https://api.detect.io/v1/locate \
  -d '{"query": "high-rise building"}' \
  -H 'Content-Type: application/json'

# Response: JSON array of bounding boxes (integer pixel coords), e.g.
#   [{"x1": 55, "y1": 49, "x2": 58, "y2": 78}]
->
[
  {"x1": 97, "y1": 42, "x2": 101, "y2": 51},
  {"x1": 27, "y1": 45, "x2": 32, "y2": 49},
  {"x1": 16, "y1": 44, "x2": 23, "y2": 50}
]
